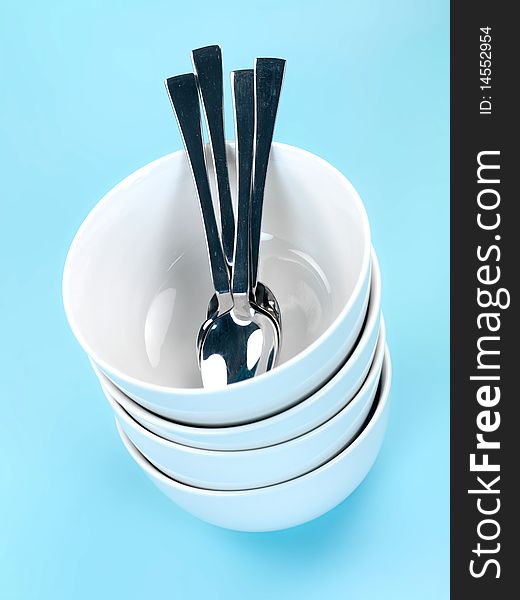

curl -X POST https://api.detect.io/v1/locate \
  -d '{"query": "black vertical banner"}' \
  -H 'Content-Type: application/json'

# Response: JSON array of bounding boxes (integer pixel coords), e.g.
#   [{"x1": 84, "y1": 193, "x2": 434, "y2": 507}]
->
[{"x1": 451, "y1": 1, "x2": 518, "y2": 597}]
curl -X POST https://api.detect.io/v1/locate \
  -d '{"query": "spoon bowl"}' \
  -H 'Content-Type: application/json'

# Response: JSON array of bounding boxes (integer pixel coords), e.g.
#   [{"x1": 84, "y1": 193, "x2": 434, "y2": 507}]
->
[{"x1": 198, "y1": 296, "x2": 279, "y2": 388}]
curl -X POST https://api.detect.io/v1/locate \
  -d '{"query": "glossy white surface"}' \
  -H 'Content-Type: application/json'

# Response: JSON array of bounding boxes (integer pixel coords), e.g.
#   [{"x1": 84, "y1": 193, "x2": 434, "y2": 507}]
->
[
  {"x1": 111, "y1": 326, "x2": 385, "y2": 490},
  {"x1": 117, "y1": 347, "x2": 392, "y2": 531},
  {"x1": 95, "y1": 254, "x2": 382, "y2": 450},
  {"x1": 63, "y1": 143, "x2": 371, "y2": 425}
]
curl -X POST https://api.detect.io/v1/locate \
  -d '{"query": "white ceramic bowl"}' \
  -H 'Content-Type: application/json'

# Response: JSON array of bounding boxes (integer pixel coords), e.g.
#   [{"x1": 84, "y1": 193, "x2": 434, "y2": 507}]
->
[
  {"x1": 63, "y1": 142, "x2": 371, "y2": 426},
  {"x1": 110, "y1": 323, "x2": 385, "y2": 490},
  {"x1": 95, "y1": 250, "x2": 382, "y2": 450},
  {"x1": 117, "y1": 347, "x2": 391, "y2": 531}
]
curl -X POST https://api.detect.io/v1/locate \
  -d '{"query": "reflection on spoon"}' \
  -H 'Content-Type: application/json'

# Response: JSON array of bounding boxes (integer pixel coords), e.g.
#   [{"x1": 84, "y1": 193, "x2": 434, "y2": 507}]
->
[
  {"x1": 247, "y1": 329, "x2": 264, "y2": 370},
  {"x1": 199, "y1": 353, "x2": 228, "y2": 389}
]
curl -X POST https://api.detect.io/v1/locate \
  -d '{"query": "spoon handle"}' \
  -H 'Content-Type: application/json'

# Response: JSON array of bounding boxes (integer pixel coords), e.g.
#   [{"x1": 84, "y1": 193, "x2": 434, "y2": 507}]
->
[
  {"x1": 250, "y1": 58, "x2": 286, "y2": 290},
  {"x1": 230, "y1": 69, "x2": 254, "y2": 296},
  {"x1": 192, "y1": 45, "x2": 235, "y2": 268},
  {"x1": 165, "y1": 74, "x2": 230, "y2": 295}
]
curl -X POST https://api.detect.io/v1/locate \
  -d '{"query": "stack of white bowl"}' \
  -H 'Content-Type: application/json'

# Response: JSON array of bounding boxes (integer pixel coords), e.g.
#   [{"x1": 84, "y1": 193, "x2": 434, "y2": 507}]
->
[{"x1": 63, "y1": 142, "x2": 392, "y2": 532}]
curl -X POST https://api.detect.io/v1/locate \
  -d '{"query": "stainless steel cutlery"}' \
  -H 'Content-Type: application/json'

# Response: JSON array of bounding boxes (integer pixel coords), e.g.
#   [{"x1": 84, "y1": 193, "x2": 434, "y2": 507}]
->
[{"x1": 165, "y1": 46, "x2": 285, "y2": 387}]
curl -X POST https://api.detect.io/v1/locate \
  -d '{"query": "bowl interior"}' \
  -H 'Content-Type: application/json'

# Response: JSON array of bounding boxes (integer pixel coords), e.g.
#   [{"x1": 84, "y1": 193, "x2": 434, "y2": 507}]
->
[{"x1": 64, "y1": 143, "x2": 369, "y2": 389}]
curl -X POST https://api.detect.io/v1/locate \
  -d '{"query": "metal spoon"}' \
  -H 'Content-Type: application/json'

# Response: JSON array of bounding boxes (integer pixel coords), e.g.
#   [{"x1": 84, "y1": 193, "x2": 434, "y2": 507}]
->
[
  {"x1": 197, "y1": 69, "x2": 279, "y2": 388},
  {"x1": 165, "y1": 71, "x2": 279, "y2": 388},
  {"x1": 191, "y1": 45, "x2": 235, "y2": 268},
  {"x1": 191, "y1": 45, "x2": 281, "y2": 332},
  {"x1": 165, "y1": 73, "x2": 233, "y2": 321},
  {"x1": 250, "y1": 58, "x2": 286, "y2": 291}
]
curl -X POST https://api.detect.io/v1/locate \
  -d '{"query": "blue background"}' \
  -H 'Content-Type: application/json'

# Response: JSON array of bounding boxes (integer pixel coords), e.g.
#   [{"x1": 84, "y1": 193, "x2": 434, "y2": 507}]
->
[{"x1": 0, "y1": 1, "x2": 449, "y2": 598}]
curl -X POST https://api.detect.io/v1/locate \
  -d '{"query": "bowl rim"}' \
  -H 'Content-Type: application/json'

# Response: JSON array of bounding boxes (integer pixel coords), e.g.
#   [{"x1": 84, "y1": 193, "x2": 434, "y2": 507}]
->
[
  {"x1": 94, "y1": 252, "x2": 381, "y2": 437},
  {"x1": 108, "y1": 318, "x2": 385, "y2": 457},
  {"x1": 63, "y1": 142, "x2": 372, "y2": 396},
  {"x1": 117, "y1": 346, "x2": 391, "y2": 495}
]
